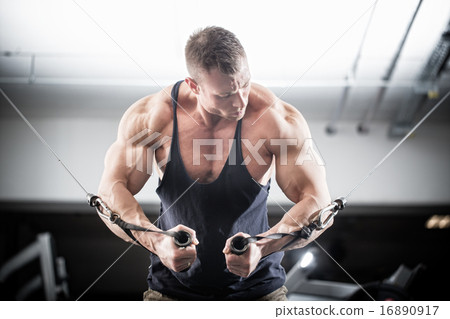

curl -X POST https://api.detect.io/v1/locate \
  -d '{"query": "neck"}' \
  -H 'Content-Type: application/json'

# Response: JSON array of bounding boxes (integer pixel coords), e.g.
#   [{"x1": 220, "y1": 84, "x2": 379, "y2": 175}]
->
[{"x1": 195, "y1": 100, "x2": 231, "y2": 128}]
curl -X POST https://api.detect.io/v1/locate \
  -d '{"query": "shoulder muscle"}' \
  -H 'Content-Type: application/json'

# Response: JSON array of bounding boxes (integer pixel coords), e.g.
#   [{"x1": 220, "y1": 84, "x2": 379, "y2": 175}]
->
[
  {"x1": 250, "y1": 85, "x2": 310, "y2": 143},
  {"x1": 117, "y1": 88, "x2": 173, "y2": 143}
]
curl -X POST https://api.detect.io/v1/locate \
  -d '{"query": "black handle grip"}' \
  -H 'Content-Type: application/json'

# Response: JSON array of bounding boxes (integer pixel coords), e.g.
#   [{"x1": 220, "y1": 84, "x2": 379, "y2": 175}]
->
[
  {"x1": 174, "y1": 230, "x2": 193, "y2": 272},
  {"x1": 230, "y1": 236, "x2": 250, "y2": 255},
  {"x1": 173, "y1": 230, "x2": 192, "y2": 247}
]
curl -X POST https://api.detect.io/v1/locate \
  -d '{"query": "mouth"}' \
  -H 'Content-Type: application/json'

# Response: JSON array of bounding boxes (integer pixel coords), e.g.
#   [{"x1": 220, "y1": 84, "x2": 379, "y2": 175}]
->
[{"x1": 232, "y1": 110, "x2": 244, "y2": 117}]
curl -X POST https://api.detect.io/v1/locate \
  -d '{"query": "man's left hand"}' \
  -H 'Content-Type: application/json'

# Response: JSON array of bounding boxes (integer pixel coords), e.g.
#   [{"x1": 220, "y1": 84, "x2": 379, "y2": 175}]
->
[{"x1": 223, "y1": 232, "x2": 262, "y2": 278}]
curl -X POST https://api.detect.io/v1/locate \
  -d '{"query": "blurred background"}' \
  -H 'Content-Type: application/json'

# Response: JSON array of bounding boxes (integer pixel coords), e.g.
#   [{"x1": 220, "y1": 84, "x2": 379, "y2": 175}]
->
[{"x1": 1, "y1": 0, "x2": 449, "y2": 301}]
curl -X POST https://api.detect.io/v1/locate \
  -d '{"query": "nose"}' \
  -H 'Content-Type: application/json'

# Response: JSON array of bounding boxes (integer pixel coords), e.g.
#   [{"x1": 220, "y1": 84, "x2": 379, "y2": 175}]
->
[{"x1": 233, "y1": 89, "x2": 247, "y2": 109}]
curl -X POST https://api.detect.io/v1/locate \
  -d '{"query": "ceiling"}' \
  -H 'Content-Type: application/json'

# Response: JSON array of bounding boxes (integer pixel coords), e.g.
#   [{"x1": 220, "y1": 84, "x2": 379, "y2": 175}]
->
[{"x1": 1, "y1": 0, "x2": 450, "y2": 130}]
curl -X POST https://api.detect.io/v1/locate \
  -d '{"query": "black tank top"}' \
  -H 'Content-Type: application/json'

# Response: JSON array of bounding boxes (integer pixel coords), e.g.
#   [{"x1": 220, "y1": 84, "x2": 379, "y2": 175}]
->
[{"x1": 148, "y1": 80, "x2": 285, "y2": 300}]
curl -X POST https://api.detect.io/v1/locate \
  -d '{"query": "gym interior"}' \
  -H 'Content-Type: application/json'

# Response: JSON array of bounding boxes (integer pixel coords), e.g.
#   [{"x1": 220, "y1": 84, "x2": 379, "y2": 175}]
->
[{"x1": 1, "y1": 0, "x2": 449, "y2": 301}]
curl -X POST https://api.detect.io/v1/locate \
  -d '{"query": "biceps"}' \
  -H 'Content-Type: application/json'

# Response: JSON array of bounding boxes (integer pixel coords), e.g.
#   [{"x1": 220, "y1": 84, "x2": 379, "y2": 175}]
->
[
  {"x1": 276, "y1": 161, "x2": 329, "y2": 204},
  {"x1": 100, "y1": 141, "x2": 151, "y2": 196},
  {"x1": 127, "y1": 168, "x2": 151, "y2": 195}
]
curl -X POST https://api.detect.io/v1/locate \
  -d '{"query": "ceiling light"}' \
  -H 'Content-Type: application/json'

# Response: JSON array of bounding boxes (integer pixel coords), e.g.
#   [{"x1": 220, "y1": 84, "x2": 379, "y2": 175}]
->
[{"x1": 425, "y1": 215, "x2": 450, "y2": 229}]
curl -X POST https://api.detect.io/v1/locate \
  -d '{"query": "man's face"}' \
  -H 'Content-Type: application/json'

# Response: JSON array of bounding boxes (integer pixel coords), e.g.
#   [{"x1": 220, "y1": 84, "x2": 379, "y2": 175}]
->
[{"x1": 195, "y1": 58, "x2": 251, "y2": 121}]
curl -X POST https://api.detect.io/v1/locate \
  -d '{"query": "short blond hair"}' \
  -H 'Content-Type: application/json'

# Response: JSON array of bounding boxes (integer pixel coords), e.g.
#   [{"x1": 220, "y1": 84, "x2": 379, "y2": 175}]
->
[{"x1": 185, "y1": 26, "x2": 246, "y2": 80}]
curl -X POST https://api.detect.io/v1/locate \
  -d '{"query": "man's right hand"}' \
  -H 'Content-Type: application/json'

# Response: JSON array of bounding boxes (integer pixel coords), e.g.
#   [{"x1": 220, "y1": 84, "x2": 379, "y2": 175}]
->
[{"x1": 153, "y1": 224, "x2": 199, "y2": 272}]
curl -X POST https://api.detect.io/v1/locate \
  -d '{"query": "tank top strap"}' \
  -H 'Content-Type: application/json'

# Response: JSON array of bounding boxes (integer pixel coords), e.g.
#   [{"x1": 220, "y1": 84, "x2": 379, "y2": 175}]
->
[
  {"x1": 171, "y1": 80, "x2": 184, "y2": 134},
  {"x1": 170, "y1": 80, "x2": 184, "y2": 158},
  {"x1": 229, "y1": 119, "x2": 243, "y2": 166}
]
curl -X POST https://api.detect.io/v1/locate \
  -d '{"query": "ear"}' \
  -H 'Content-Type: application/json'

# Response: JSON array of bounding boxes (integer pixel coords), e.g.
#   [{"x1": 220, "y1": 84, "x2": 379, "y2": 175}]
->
[{"x1": 185, "y1": 77, "x2": 200, "y2": 95}]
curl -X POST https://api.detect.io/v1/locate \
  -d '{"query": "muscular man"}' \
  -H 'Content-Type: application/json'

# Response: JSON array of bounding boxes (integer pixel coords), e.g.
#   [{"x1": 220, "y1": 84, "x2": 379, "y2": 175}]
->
[{"x1": 98, "y1": 26, "x2": 331, "y2": 301}]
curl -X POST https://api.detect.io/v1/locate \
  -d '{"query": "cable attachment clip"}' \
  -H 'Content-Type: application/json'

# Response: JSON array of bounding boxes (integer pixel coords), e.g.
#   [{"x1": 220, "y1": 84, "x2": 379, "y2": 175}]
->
[
  {"x1": 314, "y1": 197, "x2": 347, "y2": 230},
  {"x1": 87, "y1": 193, "x2": 119, "y2": 223}
]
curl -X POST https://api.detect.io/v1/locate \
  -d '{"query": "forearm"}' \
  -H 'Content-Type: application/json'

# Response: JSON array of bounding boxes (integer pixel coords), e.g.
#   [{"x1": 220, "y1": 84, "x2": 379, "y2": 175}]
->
[
  {"x1": 257, "y1": 193, "x2": 331, "y2": 256},
  {"x1": 98, "y1": 180, "x2": 162, "y2": 253}
]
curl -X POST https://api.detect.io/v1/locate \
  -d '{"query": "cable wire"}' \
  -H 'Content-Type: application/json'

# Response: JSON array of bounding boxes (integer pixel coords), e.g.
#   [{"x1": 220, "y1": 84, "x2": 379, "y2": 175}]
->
[
  {"x1": 345, "y1": 90, "x2": 450, "y2": 200},
  {"x1": 1, "y1": 88, "x2": 89, "y2": 195}
]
